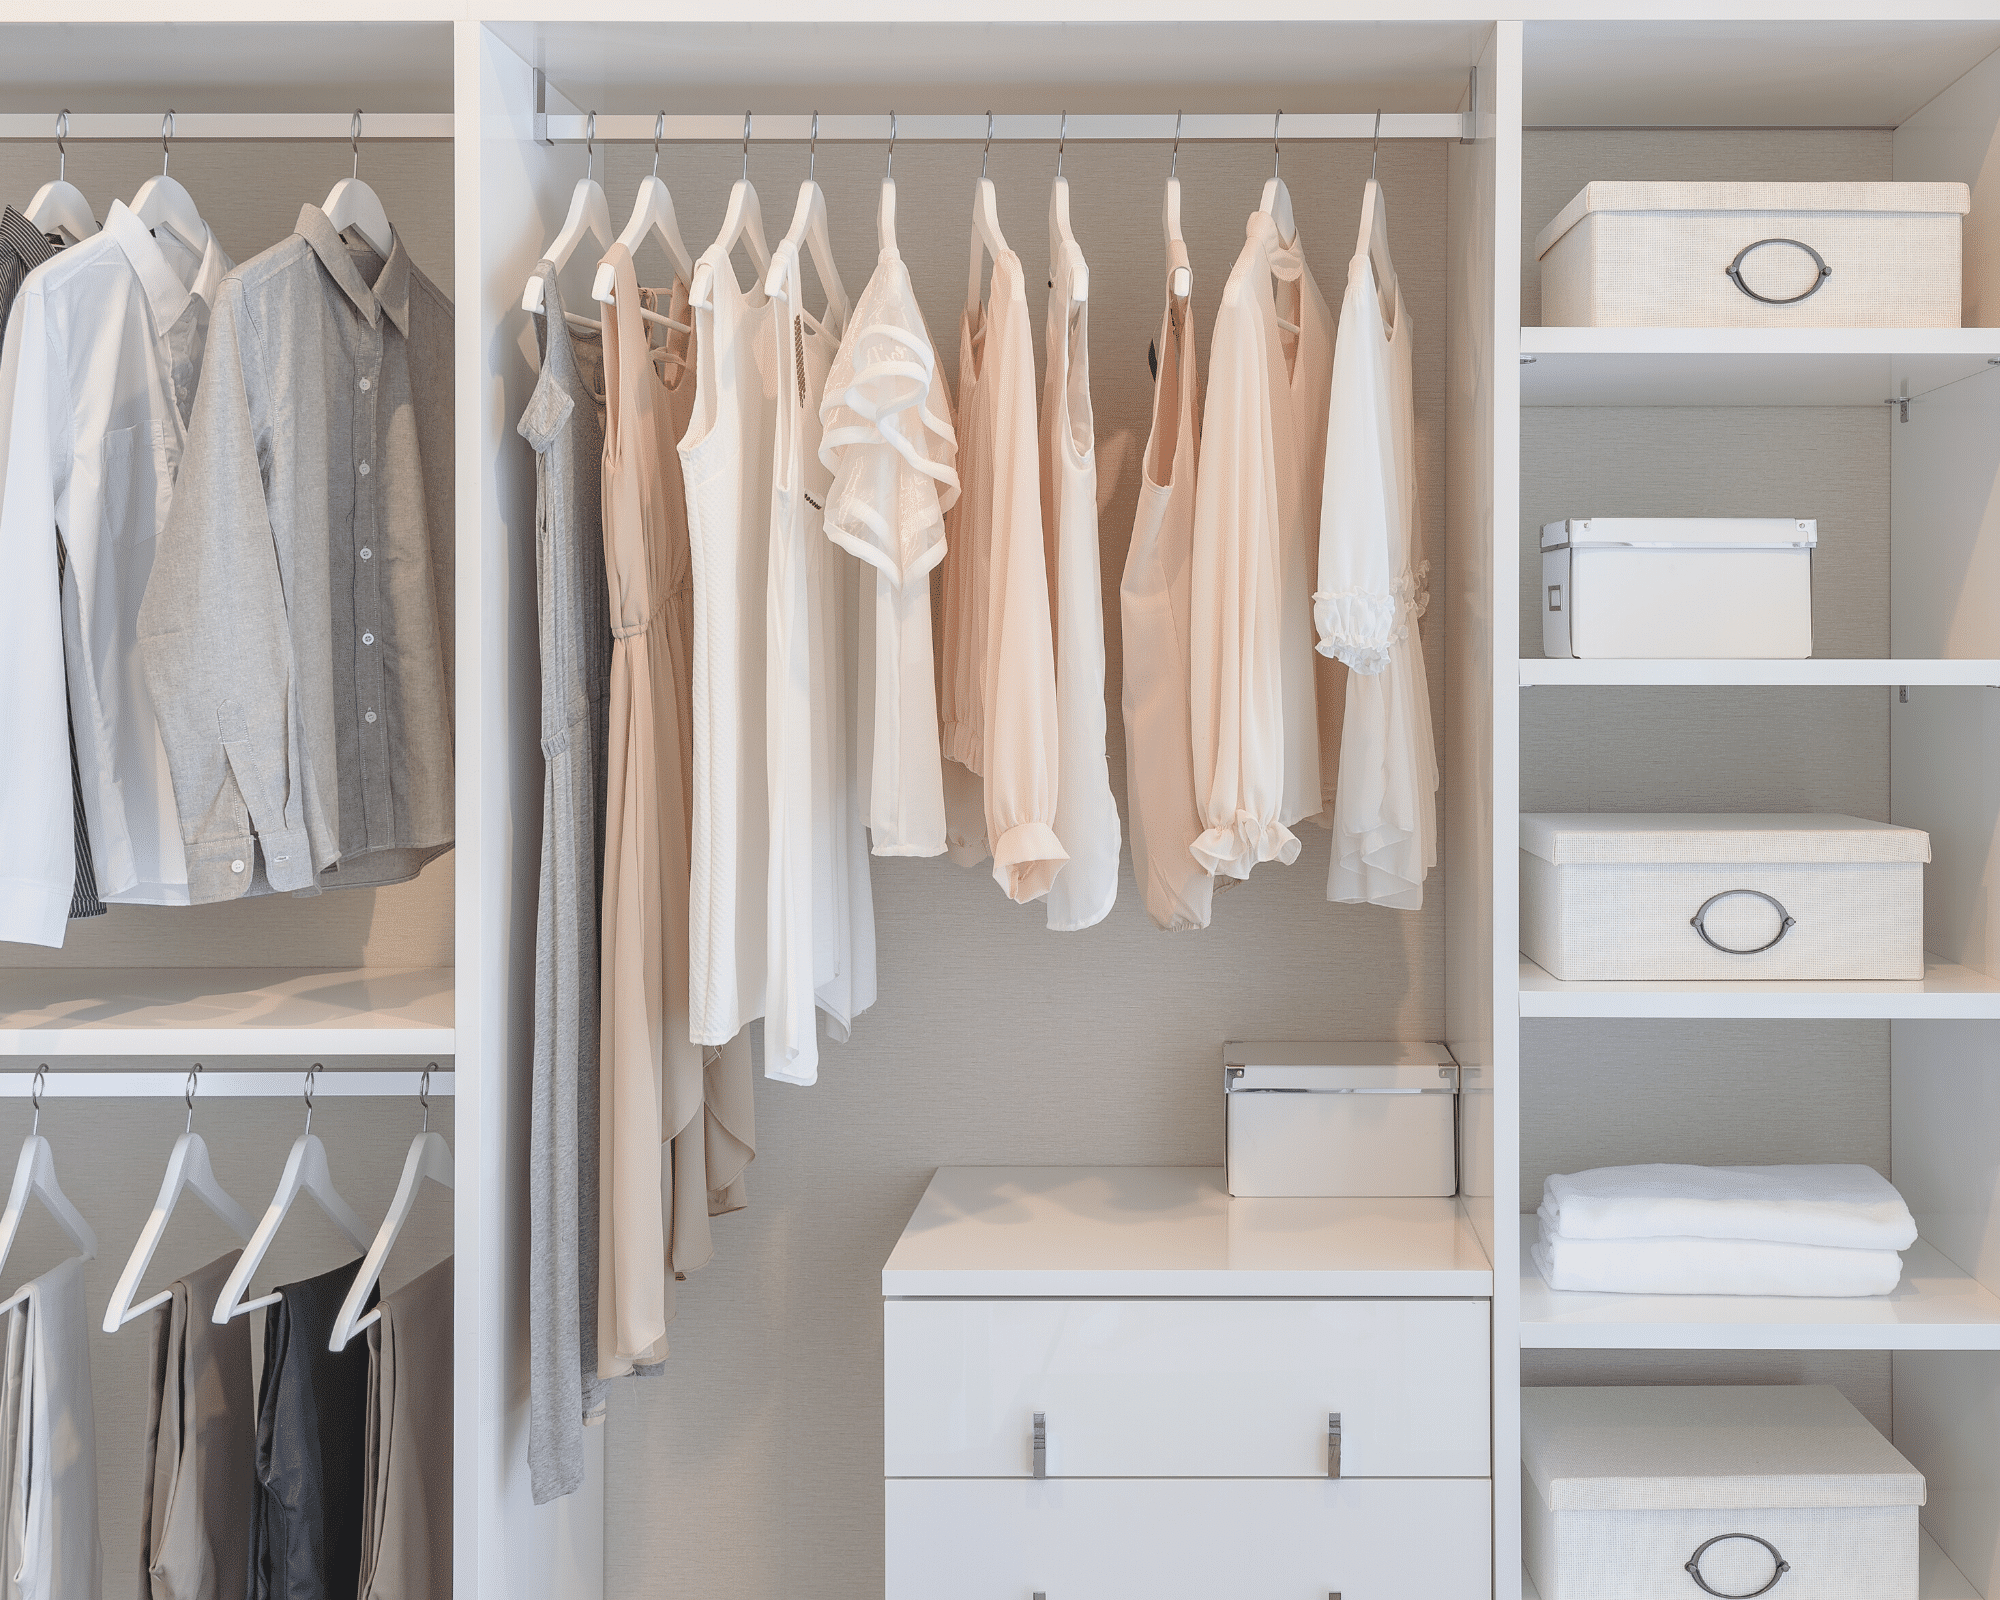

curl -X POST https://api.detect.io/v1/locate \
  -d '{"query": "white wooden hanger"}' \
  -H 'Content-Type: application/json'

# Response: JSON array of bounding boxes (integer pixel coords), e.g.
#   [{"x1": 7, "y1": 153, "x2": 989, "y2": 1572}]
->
[
  {"x1": 693, "y1": 112, "x2": 772, "y2": 311},
  {"x1": 966, "y1": 112, "x2": 1010, "y2": 322},
  {"x1": 328, "y1": 1069, "x2": 453, "y2": 1352},
  {"x1": 1048, "y1": 112, "x2": 1089, "y2": 306},
  {"x1": 129, "y1": 111, "x2": 209, "y2": 260},
  {"x1": 0, "y1": 1070, "x2": 96, "y2": 1316},
  {"x1": 522, "y1": 111, "x2": 614, "y2": 324},
  {"x1": 593, "y1": 112, "x2": 693, "y2": 308},
  {"x1": 211, "y1": 1067, "x2": 371, "y2": 1325},
  {"x1": 1356, "y1": 113, "x2": 1402, "y2": 317},
  {"x1": 766, "y1": 114, "x2": 851, "y2": 330},
  {"x1": 321, "y1": 111, "x2": 394, "y2": 261},
  {"x1": 102, "y1": 1066, "x2": 255, "y2": 1333},
  {"x1": 879, "y1": 113, "x2": 899, "y2": 252},
  {"x1": 1165, "y1": 113, "x2": 1189, "y2": 300},
  {"x1": 23, "y1": 111, "x2": 96, "y2": 244},
  {"x1": 1258, "y1": 109, "x2": 1298, "y2": 249}
]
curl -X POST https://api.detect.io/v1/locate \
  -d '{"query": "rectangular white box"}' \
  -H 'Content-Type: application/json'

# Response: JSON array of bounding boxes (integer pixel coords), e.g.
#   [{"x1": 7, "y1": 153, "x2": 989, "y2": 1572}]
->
[
  {"x1": 887, "y1": 1478, "x2": 1492, "y2": 1600},
  {"x1": 1521, "y1": 814, "x2": 1930, "y2": 981},
  {"x1": 883, "y1": 1297, "x2": 1490, "y2": 1479},
  {"x1": 1536, "y1": 181, "x2": 1970, "y2": 327},
  {"x1": 1224, "y1": 1041, "x2": 1458, "y2": 1197},
  {"x1": 1541, "y1": 518, "x2": 1816, "y2": 659},
  {"x1": 1523, "y1": 1385, "x2": 1924, "y2": 1600}
]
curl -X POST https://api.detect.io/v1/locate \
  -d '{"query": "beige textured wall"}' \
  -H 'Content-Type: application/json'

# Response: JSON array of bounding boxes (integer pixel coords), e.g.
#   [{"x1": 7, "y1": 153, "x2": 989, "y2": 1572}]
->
[{"x1": 579, "y1": 132, "x2": 1455, "y2": 1600}]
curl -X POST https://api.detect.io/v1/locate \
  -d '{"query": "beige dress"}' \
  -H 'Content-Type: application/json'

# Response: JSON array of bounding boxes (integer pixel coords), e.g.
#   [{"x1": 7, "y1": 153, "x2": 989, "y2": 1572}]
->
[
  {"x1": 1120, "y1": 238, "x2": 1214, "y2": 931},
  {"x1": 597, "y1": 244, "x2": 754, "y2": 1380},
  {"x1": 937, "y1": 242, "x2": 1066, "y2": 903}
]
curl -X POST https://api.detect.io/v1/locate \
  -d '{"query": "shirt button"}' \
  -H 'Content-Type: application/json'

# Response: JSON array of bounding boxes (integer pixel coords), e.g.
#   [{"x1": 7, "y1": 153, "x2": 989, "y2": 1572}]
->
[
  {"x1": 362, "y1": 632, "x2": 374, "y2": 645},
  {"x1": 360, "y1": 547, "x2": 373, "y2": 560},
  {"x1": 358, "y1": 377, "x2": 372, "y2": 392},
  {"x1": 230, "y1": 860, "x2": 245, "y2": 874},
  {"x1": 358, "y1": 461, "x2": 371, "y2": 476},
  {"x1": 365, "y1": 711, "x2": 378, "y2": 724}
]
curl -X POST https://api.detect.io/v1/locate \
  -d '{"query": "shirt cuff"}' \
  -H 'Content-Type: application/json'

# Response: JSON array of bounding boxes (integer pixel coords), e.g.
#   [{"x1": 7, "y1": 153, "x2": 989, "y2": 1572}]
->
[
  {"x1": 1312, "y1": 589, "x2": 1398, "y2": 675},
  {"x1": 185, "y1": 827, "x2": 316, "y2": 903},
  {"x1": 0, "y1": 880, "x2": 73, "y2": 949},
  {"x1": 1191, "y1": 813, "x2": 1301, "y2": 880},
  {"x1": 990, "y1": 820, "x2": 1068, "y2": 905}
]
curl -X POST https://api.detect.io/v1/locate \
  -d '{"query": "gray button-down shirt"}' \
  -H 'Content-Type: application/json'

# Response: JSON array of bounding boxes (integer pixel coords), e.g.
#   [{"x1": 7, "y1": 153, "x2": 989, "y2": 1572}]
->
[{"x1": 139, "y1": 205, "x2": 454, "y2": 903}]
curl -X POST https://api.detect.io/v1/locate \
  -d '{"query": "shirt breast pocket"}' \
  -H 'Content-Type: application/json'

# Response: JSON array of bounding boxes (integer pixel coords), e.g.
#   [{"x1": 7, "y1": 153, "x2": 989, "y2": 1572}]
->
[{"x1": 101, "y1": 421, "x2": 181, "y2": 546}]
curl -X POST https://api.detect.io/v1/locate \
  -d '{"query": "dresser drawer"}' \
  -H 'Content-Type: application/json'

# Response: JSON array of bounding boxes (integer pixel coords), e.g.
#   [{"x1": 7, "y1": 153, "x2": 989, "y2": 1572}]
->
[
  {"x1": 884, "y1": 1298, "x2": 1489, "y2": 1478},
  {"x1": 886, "y1": 1477, "x2": 1491, "y2": 1599}
]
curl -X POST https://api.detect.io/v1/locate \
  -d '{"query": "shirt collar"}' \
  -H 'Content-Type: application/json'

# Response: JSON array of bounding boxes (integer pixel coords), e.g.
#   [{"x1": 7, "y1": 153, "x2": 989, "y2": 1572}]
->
[
  {"x1": 0, "y1": 207, "x2": 57, "y2": 274},
  {"x1": 295, "y1": 202, "x2": 411, "y2": 337},
  {"x1": 103, "y1": 199, "x2": 219, "y2": 333}
]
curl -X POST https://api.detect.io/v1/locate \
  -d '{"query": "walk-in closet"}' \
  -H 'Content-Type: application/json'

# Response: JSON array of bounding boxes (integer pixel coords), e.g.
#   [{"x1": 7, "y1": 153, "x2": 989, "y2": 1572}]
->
[{"x1": 1, "y1": 7, "x2": 1997, "y2": 1600}]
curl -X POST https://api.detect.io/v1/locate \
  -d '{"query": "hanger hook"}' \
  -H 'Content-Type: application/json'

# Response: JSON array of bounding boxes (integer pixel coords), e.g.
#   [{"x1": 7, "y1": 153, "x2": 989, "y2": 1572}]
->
[
  {"x1": 419, "y1": 1064, "x2": 433, "y2": 1134},
  {"x1": 302, "y1": 1064, "x2": 318, "y2": 1136},
  {"x1": 584, "y1": 111, "x2": 596, "y2": 185},
  {"x1": 742, "y1": 110, "x2": 752, "y2": 182},
  {"x1": 162, "y1": 109, "x2": 174, "y2": 176},
  {"x1": 184, "y1": 1062, "x2": 202, "y2": 1135},
  {"x1": 886, "y1": 110, "x2": 896, "y2": 180},
  {"x1": 1273, "y1": 109, "x2": 1281, "y2": 179},
  {"x1": 651, "y1": 111, "x2": 665, "y2": 179},
  {"x1": 54, "y1": 110, "x2": 68, "y2": 183},
  {"x1": 1057, "y1": 110, "x2": 1067, "y2": 179},
  {"x1": 809, "y1": 110, "x2": 818, "y2": 183},
  {"x1": 1372, "y1": 108, "x2": 1382, "y2": 182},
  {"x1": 1171, "y1": 110, "x2": 1182, "y2": 179},
  {"x1": 982, "y1": 110, "x2": 992, "y2": 181},
  {"x1": 29, "y1": 1067, "x2": 43, "y2": 1138}
]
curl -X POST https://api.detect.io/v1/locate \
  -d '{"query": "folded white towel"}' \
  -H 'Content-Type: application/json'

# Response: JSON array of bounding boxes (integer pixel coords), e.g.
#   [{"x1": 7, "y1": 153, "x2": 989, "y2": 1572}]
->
[
  {"x1": 1541, "y1": 1163, "x2": 1917, "y2": 1251},
  {"x1": 1533, "y1": 1224, "x2": 1906, "y2": 1298}
]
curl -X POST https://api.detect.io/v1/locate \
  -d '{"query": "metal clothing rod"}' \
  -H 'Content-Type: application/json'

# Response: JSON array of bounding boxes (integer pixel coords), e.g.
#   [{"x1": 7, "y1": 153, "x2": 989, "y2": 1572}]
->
[
  {"x1": 0, "y1": 113, "x2": 452, "y2": 142},
  {"x1": 0, "y1": 1071, "x2": 454, "y2": 1098},
  {"x1": 541, "y1": 111, "x2": 1466, "y2": 146}
]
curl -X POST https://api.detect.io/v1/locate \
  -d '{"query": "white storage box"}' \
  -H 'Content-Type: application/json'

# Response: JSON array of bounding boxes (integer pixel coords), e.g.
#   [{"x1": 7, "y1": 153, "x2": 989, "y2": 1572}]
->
[
  {"x1": 1521, "y1": 814, "x2": 1930, "y2": 982},
  {"x1": 1223, "y1": 1041, "x2": 1457, "y2": 1198},
  {"x1": 1542, "y1": 518, "x2": 1815, "y2": 659},
  {"x1": 1522, "y1": 1385, "x2": 1924, "y2": 1600},
  {"x1": 1536, "y1": 181, "x2": 1970, "y2": 328}
]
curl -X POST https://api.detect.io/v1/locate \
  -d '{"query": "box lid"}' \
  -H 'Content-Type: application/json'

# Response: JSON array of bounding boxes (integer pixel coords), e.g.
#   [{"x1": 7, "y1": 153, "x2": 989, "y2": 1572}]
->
[
  {"x1": 1225, "y1": 1041, "x2": 1456, "y2": 1067},
  {"x1": 1541, "y1": 518, "x2": 1816, "y2": 551},
  {"x1": 1520, "y1": 813, "x2": 1932, "y2": 867},
  {"x1": 1226, "y1": 1063, "x2": 1457, "y2": 1093},
  {"x1": 1535, "y1": 179, "x2": 1971, "y2": 259},
  {"x1": 1521, "y1": 1386, "x2": 1926, "y2": 1511}
]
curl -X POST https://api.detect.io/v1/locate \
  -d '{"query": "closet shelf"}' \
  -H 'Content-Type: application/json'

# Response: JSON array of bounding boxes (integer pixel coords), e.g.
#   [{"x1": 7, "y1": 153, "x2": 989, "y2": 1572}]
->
[
  {"x1": 1518, "y1": 956, "x2": 2000, "y2": 1020},
  {"x1": 1525, "y1": 1539, "x2": 1978, "y2": 1600},
  {"x1": 1519, "y1": 659, "x2": 2000, "y2": 688},
  {"x1": 1519, "y1": 325, "x2": 2000, "y2": 407},
  {"x1": 0, "y1": 967, "x2": 453, "y2": 1056},
  {"x1": 1517, "y1": 1218, "x2": 2000, "y2": 1351}
]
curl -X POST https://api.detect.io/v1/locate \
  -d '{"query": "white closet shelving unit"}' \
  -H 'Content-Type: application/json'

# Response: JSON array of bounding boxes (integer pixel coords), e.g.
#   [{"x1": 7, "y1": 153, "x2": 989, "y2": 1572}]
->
[
  {"x1": 1511, "y1": 16, "x2": 2000, "y2": 1600},
  {"x1": 7, "y1": 5, "x2": 2000, "y2": 1600}
]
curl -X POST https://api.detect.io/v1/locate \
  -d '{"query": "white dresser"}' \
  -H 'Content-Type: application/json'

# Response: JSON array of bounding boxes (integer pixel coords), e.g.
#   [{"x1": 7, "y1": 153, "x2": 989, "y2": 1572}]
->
[{"x1": 882, "y1": 1166, "x2": 1496, "y2": 1599}]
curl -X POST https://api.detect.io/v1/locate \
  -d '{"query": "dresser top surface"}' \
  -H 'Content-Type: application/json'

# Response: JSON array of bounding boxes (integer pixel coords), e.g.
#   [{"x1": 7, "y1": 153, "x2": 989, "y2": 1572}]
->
[{"x1": 882, "y1": 1166, "x2": 1493, "y2": 1297}]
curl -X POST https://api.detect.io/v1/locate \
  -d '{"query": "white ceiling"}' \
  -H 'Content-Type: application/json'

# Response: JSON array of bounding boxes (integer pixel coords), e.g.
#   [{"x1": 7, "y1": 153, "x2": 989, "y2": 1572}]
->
[
  {"x1": 0, "y1": 24, "x2": 453, "y2": 113},
  {"x1": 1526, "y1": 22, "x2": 2000, "y2": 127},
  {"x1": 496, "y1": 21, "x2": 1491, "y2": 116}
]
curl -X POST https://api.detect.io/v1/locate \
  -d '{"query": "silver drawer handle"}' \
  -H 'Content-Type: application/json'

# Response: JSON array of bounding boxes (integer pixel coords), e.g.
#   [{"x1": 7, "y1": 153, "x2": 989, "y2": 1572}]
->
[
  {"x1": 1032, "y1": 1412, "x2": 1046, "y2": 1478},
  {"x1": 1725, "y1": 237, "x2": 1831, "y2": 305},
  {"x1": 1691, "y1": 889, "x2": 1796, "y2": 955},
  {"x1": 1686, "y1": 1532, "x2": 1791, "y2": 1597},
  {"x1": 1327, "y1": 1412, "x2": 1342, "y2": 1478}
]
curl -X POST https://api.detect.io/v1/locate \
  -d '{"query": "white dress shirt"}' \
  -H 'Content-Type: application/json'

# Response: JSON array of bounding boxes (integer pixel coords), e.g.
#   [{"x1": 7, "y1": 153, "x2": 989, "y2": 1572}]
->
[{"x1": 0, "y1": 202, "x2": 229, "y2": 943}]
